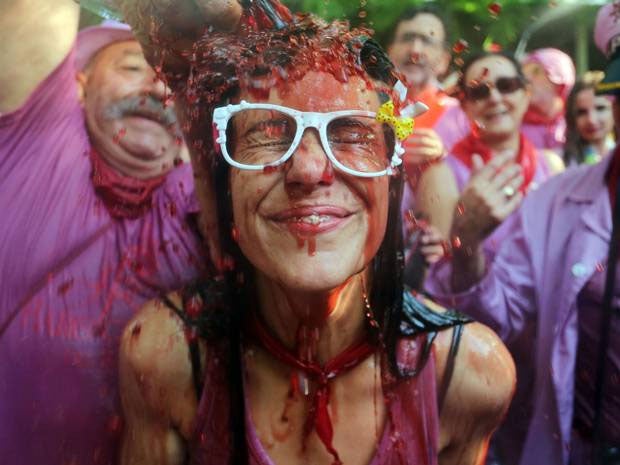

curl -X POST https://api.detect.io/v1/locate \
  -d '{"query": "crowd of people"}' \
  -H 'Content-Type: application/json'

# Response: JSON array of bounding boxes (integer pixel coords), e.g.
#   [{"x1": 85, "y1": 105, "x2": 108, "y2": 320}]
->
[{"x1": 1, "y1": 0, "x2": 619, "y2": 464}]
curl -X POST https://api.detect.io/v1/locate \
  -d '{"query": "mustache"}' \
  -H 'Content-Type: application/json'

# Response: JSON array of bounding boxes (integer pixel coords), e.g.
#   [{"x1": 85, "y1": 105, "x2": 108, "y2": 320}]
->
[{"x1": 104, "y1": 95, "x2": 178, "y2": 127}]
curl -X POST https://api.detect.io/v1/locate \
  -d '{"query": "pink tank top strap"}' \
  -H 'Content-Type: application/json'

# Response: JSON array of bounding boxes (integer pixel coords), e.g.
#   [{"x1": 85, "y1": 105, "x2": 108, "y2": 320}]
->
[
  {"x1": 189, "y1": 341, "x2": 234, "y2": 465},
  {"x1": 372, "y1": 335, "x2": 440, "y2": 465}
]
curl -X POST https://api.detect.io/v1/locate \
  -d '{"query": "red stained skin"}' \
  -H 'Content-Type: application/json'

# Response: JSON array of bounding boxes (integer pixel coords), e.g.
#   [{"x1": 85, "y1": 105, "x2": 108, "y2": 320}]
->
[
  {"x1": 131, "y1": 323, "x2": 142, "y2": 338},
  {"x1": 57, "y1": 278, "x2": 74, "y2": 295}
]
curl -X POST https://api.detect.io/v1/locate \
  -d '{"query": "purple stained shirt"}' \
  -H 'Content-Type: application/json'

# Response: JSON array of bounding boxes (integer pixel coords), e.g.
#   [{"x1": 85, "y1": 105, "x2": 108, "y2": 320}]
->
[
  {"x1": 0, "y1": 47, "x2": 205, "y2": 464},
  {"x1": 573, "y1": 263, "x2": 620, "y2": 444},
  {"x1": 425, "y1": 158, "x2": 618, "y2": 465}
]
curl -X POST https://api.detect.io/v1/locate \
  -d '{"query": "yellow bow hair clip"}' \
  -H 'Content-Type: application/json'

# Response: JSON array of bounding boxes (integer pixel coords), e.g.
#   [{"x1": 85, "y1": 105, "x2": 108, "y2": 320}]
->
[{"x1": 376, "y1": 101, "x2": 415, "y2": 141}]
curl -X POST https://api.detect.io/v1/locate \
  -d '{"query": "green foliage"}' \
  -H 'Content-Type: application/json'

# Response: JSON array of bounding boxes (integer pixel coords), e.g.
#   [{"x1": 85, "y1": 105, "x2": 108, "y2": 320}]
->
[{"x1": 284, "y1": 0, "x2": 566, "y2": 52}]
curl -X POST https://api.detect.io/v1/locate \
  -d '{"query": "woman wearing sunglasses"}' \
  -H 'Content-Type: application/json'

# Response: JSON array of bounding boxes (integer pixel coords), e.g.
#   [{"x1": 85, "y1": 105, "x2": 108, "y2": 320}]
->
[
  {"x1": 412, "y1": 51, "x2": 565, "y2": 465},
  {"x1": 413, "y1": 51, "x2": 564, "y2": 262},
  {"x1": 115, "y1": 2, "x2": 515, "y2": 465},
  {"x1": 420, "y1": 3, "x2": 620, "y2": 463}
]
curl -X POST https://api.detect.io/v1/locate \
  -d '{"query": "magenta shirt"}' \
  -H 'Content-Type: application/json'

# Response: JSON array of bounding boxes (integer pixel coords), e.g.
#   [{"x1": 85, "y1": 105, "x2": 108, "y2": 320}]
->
[
  {"x1": 426, "y1": 158, "x2": 615, "y2": 465},
  {"x1": 0, "y1": 47, "x2": 205, "y2": 464}
]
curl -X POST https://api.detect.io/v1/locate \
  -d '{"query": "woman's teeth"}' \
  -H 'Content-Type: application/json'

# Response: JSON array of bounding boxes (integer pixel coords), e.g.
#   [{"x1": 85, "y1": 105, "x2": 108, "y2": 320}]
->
[{"x1": 296, "y1": 214, "x2": 330, "y2": 225}]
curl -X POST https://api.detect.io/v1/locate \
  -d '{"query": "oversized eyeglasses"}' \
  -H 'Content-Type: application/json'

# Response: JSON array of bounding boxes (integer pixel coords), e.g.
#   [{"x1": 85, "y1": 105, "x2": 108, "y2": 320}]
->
[
  {"x1": 463, "y1": 76, "x2": 525, "y2": 101},
  {"x1": 212, "y1": 101, "x2": 407, "y2": 178}
]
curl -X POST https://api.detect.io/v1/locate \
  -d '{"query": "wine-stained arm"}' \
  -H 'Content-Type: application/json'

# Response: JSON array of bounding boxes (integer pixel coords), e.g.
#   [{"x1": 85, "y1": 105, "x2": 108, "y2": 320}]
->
[
  {"x1": 116, "y1": 0, "x2": 242, "y2": 75},
  {"x1": 0, "y1": 0, "x2": 79, "y2": 113},
  {"x1": 120, "y1": 295, "x2": 200, "y2": 465},
  {"x1": 435, "y1": 321, "x2": 516, "y2": 465}
]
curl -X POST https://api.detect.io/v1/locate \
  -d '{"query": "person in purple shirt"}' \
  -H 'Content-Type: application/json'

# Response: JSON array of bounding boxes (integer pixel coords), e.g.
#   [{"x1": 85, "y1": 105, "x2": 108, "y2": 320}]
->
[
  {"x1": 521, "y1": 48, "x2": 576, "y2": 154},
  {"x1": 0, "y1": 1, "x2": 218, "y2": 464},
  {"x1": 425, "y1": 4, "x2": 620, "y2": 464}
]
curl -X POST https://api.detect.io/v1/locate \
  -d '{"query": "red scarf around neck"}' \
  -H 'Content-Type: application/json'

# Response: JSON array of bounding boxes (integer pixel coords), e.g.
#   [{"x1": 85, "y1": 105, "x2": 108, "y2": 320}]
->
[
  {"x1": 451, "y1": 132, "x2": 538, "y2": 194},
  {"x1": 247, "y1": 311, "x2": 376, "y2": 465},
  {"x1": 90, "y1": 148, "x2": 166, "y2": 219},
  {"x1": 523, "y1": 105, "x2": 564, "y2": 126}
]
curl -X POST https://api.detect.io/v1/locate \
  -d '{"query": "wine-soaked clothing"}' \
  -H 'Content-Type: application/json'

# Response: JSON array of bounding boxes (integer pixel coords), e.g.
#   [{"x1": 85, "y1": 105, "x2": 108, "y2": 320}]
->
[
  {"x1": 176, "y1": 292, "x2": 469, "y2": 465},
  {"x1": 188, "y1": 336, "x2": 440, "y2": 465},
  {"x1": 0, "y1": 47, "x2": 205, "y2": 465}
]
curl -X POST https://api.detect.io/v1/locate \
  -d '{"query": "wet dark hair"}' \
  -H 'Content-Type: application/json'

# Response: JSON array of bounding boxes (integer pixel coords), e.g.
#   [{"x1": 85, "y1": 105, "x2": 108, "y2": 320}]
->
[
  {"x1": 456, "y1": 50, "x2": 526, "y2": 101},
  {"x1": 564, "y1": 72, "x2": 611, "y2": 165},
  {"x1": 384, "y1": 4, "x2": 449, "y2": 49}
]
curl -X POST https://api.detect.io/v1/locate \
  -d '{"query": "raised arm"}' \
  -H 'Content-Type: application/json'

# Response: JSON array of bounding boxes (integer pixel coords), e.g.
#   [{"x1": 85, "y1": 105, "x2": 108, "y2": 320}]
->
[
  {"x1": 119, "y1": 296, "x2": 199, "y2": 465},
  {"x1": 0, "y1": 0, "x2": 79, "y2": 113},
  {"x1": 415, "y1": 161, "x2": 460, "y2": 239},
  {"x1": 116, "y1": 0, "x2": 242, "y2": 75}
]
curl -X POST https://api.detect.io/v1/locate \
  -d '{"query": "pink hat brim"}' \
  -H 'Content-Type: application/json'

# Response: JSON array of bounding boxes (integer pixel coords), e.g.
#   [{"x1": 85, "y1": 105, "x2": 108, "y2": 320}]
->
[{"x1": 76, "y1": 21, "x2": 134, "y2": 70}]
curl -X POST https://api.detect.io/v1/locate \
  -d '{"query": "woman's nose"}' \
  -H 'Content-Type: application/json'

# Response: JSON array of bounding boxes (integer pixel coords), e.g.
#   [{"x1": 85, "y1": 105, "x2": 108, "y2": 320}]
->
[{"x1": 284, "y1": 129, "x2": 334, "y2": 190}]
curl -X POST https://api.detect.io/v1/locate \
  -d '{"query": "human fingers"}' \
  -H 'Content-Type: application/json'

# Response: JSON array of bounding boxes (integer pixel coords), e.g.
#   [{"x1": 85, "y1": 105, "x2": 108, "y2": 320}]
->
[
  {"x1": 420, "y1": 225, "x2": 443, "y2": 245},
  {"x1": 470, "y1": 150, "x2": 514, "y2": 182},
  {"x1": 194, "y1": 0, "x2": 243, "y2": 31},
  {"x1": 495, "y1": 191, "x2": 524, "y2": 220},
  {"x1": 497, "y1": 173, "x2": 524, "y2": 202},
  {"x1": 488, "y1": 163, "x2": 523, "y2": 192},
  {"x1": 420, "y1": 244, "x2": 445, "y2": 264},
  {"x1": 471, "y1": 153, "x2": 485, "y2": 172}
]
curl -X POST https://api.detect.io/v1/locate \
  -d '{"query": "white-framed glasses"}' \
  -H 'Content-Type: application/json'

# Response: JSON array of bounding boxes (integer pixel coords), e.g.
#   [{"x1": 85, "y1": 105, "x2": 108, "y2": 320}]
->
[{"x1": 212, "y1": 101, "x2": 406, "y2": 178}]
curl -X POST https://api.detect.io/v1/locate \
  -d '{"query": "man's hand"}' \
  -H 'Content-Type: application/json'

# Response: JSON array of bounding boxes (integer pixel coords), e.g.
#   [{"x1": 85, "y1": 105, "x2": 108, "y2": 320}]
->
[
  {"x1": 117, "y1": 0, "x2": 242, "y2": 71},
  {"x1": 451, "y1": 151, "x2": 524, "y2": 250},
  {"x1": 402, "y1": 128, "x2": 445, "y2": 168}
]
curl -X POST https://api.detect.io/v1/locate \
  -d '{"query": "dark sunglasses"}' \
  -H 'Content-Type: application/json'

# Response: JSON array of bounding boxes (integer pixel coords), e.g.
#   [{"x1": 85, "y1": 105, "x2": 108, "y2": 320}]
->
[{"x1": 463, "y1": 76, "x2": 525, "y2": 101}]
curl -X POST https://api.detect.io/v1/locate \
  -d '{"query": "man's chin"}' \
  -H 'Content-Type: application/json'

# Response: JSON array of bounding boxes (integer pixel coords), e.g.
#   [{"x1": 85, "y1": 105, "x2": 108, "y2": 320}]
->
[
  {"x1": 103, "y1": 140, "x2": 179, "y2": 178},
  {"x1": 400, "y1": 67, "x2": 430, "y2": 89}
]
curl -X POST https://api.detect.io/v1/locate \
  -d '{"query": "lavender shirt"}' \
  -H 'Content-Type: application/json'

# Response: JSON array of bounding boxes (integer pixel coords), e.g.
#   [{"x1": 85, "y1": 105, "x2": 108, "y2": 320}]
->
[
  {"x1": 521, "y1": 118, "x2": 566, "y2": 154},
  {"x1": 0, "y1": 47, "x2": 204, "y2": 464},
  {"x1": 425, "y1": 158, "x2": 615, "y2": 465}
]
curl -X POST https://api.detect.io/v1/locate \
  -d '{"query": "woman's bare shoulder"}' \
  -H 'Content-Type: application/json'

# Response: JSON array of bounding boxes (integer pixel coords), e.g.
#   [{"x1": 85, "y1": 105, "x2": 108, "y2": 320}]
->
[
  {"x1": 426, "y1": 298, "x2": 515, "y2": 420},
  {"x1": 120, "y1": 293, "x2": 200, "y2": 435}
]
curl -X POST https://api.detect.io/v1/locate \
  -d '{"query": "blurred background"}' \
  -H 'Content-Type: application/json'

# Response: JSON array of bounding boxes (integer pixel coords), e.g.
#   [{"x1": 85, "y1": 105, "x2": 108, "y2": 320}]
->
[{"x1": 79, "y1": 0, "x2": 611, "y2": 75}]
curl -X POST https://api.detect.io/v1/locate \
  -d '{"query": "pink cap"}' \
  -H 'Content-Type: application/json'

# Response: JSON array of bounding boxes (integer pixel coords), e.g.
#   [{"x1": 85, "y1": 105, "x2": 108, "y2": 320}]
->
[
  {"x1": 76, "y1": 20, "x2": 134, "y2": 70},
  {"x1": 595, "y1": 2, "x2": 620, "y2": 55},
  {"x1": 523, "y1": 48, "x2": 575, "y2": 100}
]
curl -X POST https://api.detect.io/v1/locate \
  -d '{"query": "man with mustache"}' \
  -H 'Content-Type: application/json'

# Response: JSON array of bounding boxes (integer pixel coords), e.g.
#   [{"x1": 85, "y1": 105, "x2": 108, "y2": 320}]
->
[
  {"x1": 0, "y1": 3, "x2": 212, "y2": 465},
  {"x1": 386, "y1": 6, "x2": 470, "y2": 285}
]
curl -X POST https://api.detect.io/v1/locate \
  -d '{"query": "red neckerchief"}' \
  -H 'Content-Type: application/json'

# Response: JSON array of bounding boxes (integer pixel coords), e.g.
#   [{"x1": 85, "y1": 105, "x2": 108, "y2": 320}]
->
[
  {"x1": 410, "y1": 85, "x2": 451, "y2": 130},
  {"x1": 607, "y1": 145, "x2": 620, "y2": 209},
  {"x1": 247, "y1": 311, "x2": 375, "y2": 465},
  {"x1": 523, "y1": 106, "x2": 563, "y2": 126},
  {"x1": 90, "y1": 148, "x2": 166, "y2": 219},
  {"x1": 451, "y1": 132, "x2": 538, "y2": 194}
]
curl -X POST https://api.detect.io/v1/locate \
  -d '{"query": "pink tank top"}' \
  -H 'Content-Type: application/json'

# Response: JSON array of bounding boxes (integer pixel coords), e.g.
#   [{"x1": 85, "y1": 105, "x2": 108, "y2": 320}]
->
[{"x1": 190, "y1": 336, "x2": 440, "y2": 465}]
